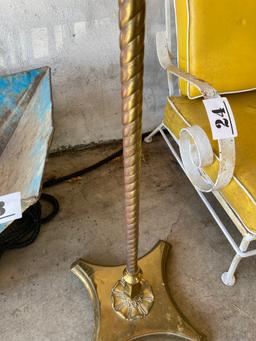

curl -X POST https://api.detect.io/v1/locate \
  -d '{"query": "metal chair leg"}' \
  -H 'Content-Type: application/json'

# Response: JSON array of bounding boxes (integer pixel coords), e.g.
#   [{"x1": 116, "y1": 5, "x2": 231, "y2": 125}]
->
[
  {"x1": 144, "y1": 123, "x2": 163, "y2": 143},
  {"x1": 221, "y1": 236, "x2": 251, "y2": 286}
]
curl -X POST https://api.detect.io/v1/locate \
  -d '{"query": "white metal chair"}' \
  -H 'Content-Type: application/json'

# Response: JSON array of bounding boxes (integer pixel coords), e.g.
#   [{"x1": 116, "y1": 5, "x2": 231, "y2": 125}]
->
[{"x1": 146, "y1": 0, "x2": 256, "y2": 286}]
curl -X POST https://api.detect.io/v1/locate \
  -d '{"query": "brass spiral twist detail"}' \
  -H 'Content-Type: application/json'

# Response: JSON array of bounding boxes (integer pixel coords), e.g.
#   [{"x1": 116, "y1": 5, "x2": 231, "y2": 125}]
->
[{"x1": 119, "y1": 0, "x2": 145, "y2": 276}]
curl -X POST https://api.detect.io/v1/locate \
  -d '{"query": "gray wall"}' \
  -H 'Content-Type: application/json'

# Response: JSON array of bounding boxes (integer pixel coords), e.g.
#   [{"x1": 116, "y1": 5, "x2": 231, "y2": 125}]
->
[{"x1": 0, "y1": 0, "x2": 167, "y2": 151}]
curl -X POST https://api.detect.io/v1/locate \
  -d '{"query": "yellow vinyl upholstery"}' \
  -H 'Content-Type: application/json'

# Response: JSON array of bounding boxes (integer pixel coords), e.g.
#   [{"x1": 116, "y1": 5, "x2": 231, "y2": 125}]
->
[
  {"x1": 164, "y1": 91, "x2": 256, "y2": 233},
  {"x1": 175, "y1": 0, "x2": 256, "y2": 98}
]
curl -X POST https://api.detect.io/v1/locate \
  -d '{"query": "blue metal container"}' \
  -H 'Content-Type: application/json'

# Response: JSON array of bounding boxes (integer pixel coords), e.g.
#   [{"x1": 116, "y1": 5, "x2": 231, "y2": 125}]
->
[{"x1": 0, "y1": 67, "x2": 53, "y2": 233}]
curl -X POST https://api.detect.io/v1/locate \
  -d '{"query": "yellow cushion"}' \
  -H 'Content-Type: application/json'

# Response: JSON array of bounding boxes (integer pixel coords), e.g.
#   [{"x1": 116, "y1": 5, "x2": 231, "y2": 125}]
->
[
  {"x1": 163, "y1": 91, "x2": 256, "y2": 233},
  {"x1": 175, "y1": 0, "x2": 256, "y2": 98}
]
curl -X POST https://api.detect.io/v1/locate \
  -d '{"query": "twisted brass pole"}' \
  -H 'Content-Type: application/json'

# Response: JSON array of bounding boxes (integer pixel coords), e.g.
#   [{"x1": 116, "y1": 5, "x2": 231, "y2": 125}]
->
[
  {"x1": 111, "y1": 0, "x2": 153, "y2": 320},
  {"x1": 119, "y1": 0, "x2": 145, "y2": 276}
]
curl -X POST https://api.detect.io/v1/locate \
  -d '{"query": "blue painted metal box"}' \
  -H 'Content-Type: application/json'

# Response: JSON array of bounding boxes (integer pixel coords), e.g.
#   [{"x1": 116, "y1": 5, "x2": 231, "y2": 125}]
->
[{"x1": 0, "y1": 67, "x2": 53, "y2": 233}]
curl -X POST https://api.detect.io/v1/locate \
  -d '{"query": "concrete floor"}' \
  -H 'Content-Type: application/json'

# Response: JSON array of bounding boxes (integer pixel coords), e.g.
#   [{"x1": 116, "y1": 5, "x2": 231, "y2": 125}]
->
[{"x1": 1, "y1": 135, "x2": 256, "y2": 340}]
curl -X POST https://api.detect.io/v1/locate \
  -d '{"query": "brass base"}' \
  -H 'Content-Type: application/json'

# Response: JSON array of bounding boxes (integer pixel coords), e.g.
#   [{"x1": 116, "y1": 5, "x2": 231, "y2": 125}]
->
[
  {"x1": 71, "y1": 241, "x2": 205, "y2": 341},
  {"x1": 111, "y1": 269, "x2": 154, "y2": 320}
]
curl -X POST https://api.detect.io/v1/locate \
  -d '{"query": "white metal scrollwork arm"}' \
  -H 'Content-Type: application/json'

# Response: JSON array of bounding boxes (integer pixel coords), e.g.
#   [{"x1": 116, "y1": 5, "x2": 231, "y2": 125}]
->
[{"x1": 156, "y1": 31, "x2": 236, "y2": 192}]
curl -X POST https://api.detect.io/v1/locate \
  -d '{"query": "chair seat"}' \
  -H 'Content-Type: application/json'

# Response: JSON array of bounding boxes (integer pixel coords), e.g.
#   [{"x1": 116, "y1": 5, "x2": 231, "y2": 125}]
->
[{"x1": 164, "y1": 91, "x2": 256, "y2": 234}]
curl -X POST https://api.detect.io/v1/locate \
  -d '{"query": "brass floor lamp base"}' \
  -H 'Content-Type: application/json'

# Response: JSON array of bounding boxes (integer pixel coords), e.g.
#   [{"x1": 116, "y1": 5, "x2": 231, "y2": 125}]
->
[{"x1": 71, "y1": 241, "x2": 205, "y2": 341}]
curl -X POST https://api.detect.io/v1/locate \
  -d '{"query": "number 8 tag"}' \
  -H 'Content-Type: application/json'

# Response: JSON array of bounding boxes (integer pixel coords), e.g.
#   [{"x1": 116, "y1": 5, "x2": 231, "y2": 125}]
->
[
  {"x1": 203, "y1": 97, "x2": 237, "y2": 140},
  {"x1": 0, "y1": 192, "x2": 22, "y2": 224}
]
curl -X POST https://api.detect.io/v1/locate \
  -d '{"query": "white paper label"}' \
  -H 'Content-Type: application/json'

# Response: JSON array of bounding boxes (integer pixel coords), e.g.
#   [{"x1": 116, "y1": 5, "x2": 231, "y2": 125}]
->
[
  {"x1": 0, "y1": 192, "x2": 22, "y2": 224},
  {"x1": 203, "y1": 97, "x2": 237, "y2": 140}
]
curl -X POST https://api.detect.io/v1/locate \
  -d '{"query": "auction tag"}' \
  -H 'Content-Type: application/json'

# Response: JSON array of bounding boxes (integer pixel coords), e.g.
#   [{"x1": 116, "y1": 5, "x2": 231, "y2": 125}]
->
[
  {"x1": 203, "y1": 97, "x2": 237, "y2": 140},
  {"x1": 0, "y1": 192, "x2": 22, "y2": 224}
]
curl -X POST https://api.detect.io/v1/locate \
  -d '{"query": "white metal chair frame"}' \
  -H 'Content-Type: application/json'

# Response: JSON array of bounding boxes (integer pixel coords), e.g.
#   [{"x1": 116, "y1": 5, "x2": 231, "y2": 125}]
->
[{"x1": 145, "y1": 1, "x2": 256, "y2": 286}]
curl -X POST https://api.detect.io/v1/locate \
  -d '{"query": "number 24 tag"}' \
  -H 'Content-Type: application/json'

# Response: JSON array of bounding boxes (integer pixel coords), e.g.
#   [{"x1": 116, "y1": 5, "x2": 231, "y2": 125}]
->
[{"x1": 203, "y1": 97, "x2": 237, "y2": 140}]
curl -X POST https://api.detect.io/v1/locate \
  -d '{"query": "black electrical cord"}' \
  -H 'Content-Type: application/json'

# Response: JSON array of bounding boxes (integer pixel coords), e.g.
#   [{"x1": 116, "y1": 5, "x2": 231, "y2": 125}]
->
[
  {"x1": 43, "y1": 132, "x2": 149, "y2": 188},
  {"x1": 0, "y1": 132, "x2": 152, "y2": 256},
  {"x1": 43, "y1": 148, "x2": 123, "y2": 188},
  {"x1": 0, "y1": 193, "x2": 59, "y2": 257}
]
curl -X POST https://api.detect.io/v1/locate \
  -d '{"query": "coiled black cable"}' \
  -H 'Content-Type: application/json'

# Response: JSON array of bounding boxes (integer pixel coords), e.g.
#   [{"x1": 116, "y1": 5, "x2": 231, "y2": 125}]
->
[{"x1": 0, "y1": 193, "x2": 59, "y2": 257}]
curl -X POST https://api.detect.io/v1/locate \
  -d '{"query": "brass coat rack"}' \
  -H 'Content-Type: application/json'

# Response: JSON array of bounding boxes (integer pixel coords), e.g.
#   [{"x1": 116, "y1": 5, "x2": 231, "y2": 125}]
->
[{"x1": 71, "y1": 1, "x2": 205, "y2": 340}]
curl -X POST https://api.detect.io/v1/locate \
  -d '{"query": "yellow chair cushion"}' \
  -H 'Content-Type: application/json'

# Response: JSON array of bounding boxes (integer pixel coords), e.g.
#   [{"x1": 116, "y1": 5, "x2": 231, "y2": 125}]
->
[
  {"x1": 163, "y1": 91, "x2": 256, "y2": 233},
  {"x1": 175, "y1": 0, "x2": 256, "y2": 98}
]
